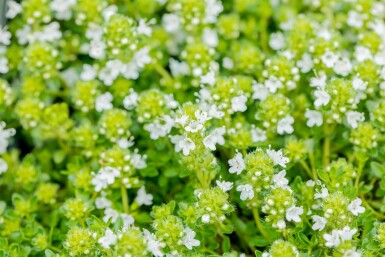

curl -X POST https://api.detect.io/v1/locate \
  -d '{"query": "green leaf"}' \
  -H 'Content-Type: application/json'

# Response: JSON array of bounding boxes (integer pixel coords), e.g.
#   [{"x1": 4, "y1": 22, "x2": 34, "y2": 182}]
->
[
  {"x1": 370, "y1": 162, "x2": 385, "y2": 178},
  {"x1": 255, "y1": 250, "x2": 263, "y2": 257},
  {"x1": 317, "y1": 169, "x2": 329, "y2": 182},
  {"x1": 221, "y1": 236, "x2": 231, "y2": 253},
  {"x1": 139, "y1": 165, "x2": 159, "y2": 177},
  {"x1": 45, "y1": 249, "x2": 55, "y2": 257},
  {"x1": 250, "y1": 235, "x2": 270, "y2": 247},
  {"x1": 296, "y1": 232, "x2": 310, "y2": 247}
]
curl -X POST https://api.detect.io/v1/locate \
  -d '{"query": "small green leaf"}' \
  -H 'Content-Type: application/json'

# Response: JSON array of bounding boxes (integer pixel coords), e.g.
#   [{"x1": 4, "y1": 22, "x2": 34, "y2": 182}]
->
[{"x1": 221, "y1": 236, "x2": 231, "y2": 252}]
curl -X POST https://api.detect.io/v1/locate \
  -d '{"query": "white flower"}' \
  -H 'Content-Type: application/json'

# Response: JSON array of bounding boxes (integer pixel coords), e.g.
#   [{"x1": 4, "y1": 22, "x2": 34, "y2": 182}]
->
[
  {"x1": 0, "y1": 27, "x2": 11, "y2": 45},
  {"x1": 0, "y1": 57, "x2": 9, "y2": 74},
  {"x1": 231, "y1": 95, "x2": 248, "y2": 112},
  {"x1": 162, "y1": 14, "x2": 180, "y2": 33},
  {"x1": 347, "y1": 198, "x2": 365, "y2": 216},
  {"x1": 134, "y1": 47, "x2": 152, "y2": 68},
  {"x1": 266, "y1": 148, "x2": 289, "y2": 168},
  {"x1": 251, "y1": 127, "x2": 267, "y2": 142},
  {"x1": 286, "y1": 206, "x2": 303, "y2": 223},
  {"x1": 185, "y1": 120, "x2": 204, "y2": 133},
  {"x1": 277, "y1": 115, "x2": 294, "y2": 135},
  {"x1": 0, "y1": 122, "x2": 16, "y2": 154},
  {"x1": 103, "y1": 208, "x2": 119, "y2": 223},
  {"x1": 144, "y1": 116, "x2": 174, "y2": 140},
  {"x1": 343, "y1": 249, "x2": 361, "y2": 257},
  {"x1": 306, "y1": 180, "x2": 315, "y2": 187},
  {"x1": 179, "y1": 137, "x2": 196, "y2": 156},
  {"x1": 204, "y1": 0, "x2": 223, "y2": 23},
  {"x1": 98, "y1": 60, "x2": 122, "y2": 85},
  {"x1": 355, "y1": 46, "x2": 372, "y2": 62},
  {"x1": 169, "y1": 59, "x2": 189, "y2": 77},
  {"x1": 236, "y1": 184, "x2": 254, "y2": 201},
  {"x1": 181, "y1": 228, "x2": 200, "y2": 250},
  {"x1": 297, "y1": 53, "x2": 313, "y2": 73},
  {"x1": 228, "y1": 152, "x2": 245, "y2": 175},
  {"x1": 95, "y1": 92, "x2": 113, "y2": 112},
  {"x1": 347, "y1": 11, "x2": 364, "y2": 28},
  {"x1": 314, "y1": 88, "x2": 330, "y2": 107},
  {"x1": 277, "y1": 220, "x2": 286, "y2": 230},
  {"x1": 80, "y1": 64, "x2": 97, "y2": 81},
  {"x1": 98, "y1": 229, "x2": 117, "y2": 249},
  {"x1": 137, "y1": 19, "x2": 153, "y2": 36},
  {"x1": 310, "y1": 74, "x2": 327, "y2": 88},
  {"x1": 195, "y1": 110, "x2": 211, "y2": 123},
  {"x1": 89, "y1": 39, "x2": 106, "y2": 59},
  {"x1": 95, "y1": 196, "x2": 112, "y2": 209},
  {"x1": 305, "y1": 110, "x2": 323, "y2": 127},
  {"x1": 321, "y1": 51, "x2": 338, "y2": 68},
  {"x1": 252, "y1": 81, "x2": 269, "y2": 101},
  {"x1": 6, "y1": 0, "x2": 22, "y2": 19},
  {"x1": 216, "y1": 180, "x2": 233, "y2": 192},
  {"x1": 334, "y1": 57, "x2": 352, "y2": 77},
  {"x1": 339, "y1": 226, "x2": 357, "y2": 242},
  {"x1": 132, "y1": 151, "x2": 147, "y2": 169},
  {"x1": 202, "y1": 28, "x2": 218, "y2": 47},
  {"x1": 86, "y1": 23, "x2": 103, "y2": 41},
  {"x1": 201, "y1": 214, "x2": 211, "y2": 223},
  {"x1": 123, "y1": 89, "x2": 139, "y2": 110},
  {"x1": 265, "y1": 76, "x2": 283, "y2": 93},
  {"x1": 201, "y1": 70, "x2": 216, "y2": 86},
  {"x1": 324, "y1": 230, "x2": 341, "y2": 248},
  {"x1": 272, "y1": 170, "x2": 289, "y2": 188},
  {"x1": 203, "y1": 126, "x2": 226, "y2": 151},
  {"x1": 91, "y1": 167, "x2": 120, "y2": 192},
  {"x1": 136, "y1": 186, "x2": 153, "y2": 206},
  {"x1": 120, "y1": 63, "x2": 139, "y2": 80},
  {"x1": 102, "y1": 5, "x2": 118, "y2": 21},
  {"x1": 352, "y1": 77, "x2": 367, "y2": 91},
  {"x1": 314, "y1": 187, "x2": 328, "y2": 199},
  {"x1": 117, "y1": 138, "x2": 134, "y2": 149},
  {"x1": 222, "y1": 57, "x2": 234, "y2": 70},
  {"x1": 50, "y1": 0, "x2": 76, "y2": 20},
  {"x1": 269, "y1": 32, "x2": 286, "y2": 50},
  {"x1": 0, "y1": 158, "x2": 8, "y2": 174},
  {"x1": 121, "y1": 213, "x2": 135, "y2": 231},
  {"x1": 311, "y1": 215, "x2": 327, "y2": 231},
  {"x1": 346, "y1": 111, "x2": 365, "y2": 129},
  {"x1": 143, "y1": 229, "x2": 163, "y2": 257}
]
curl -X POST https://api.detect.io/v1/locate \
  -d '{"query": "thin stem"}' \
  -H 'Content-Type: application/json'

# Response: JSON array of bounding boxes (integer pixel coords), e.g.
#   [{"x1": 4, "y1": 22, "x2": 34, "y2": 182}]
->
[
  {"x1": 299, "y1": 160, "x2": 314, "y2": 180},
  {"x1": 252, "y1": 208, "x2": 269, "y2": 239},
  {"x1": 153, "y1": 63, "x2": 173, "y2": 85},
  {"x1": 121, "y1": 186, "x2": 129, "y2": 213},
  {"x1": 360, "y1": 197, "x2": 385, "y2": 220},
  {"x1": 308, "y1": 151, "x2": 317, "y2": 180},
  {"x1": 322, "y1": 136, "x2": 330, "y2": 168}
]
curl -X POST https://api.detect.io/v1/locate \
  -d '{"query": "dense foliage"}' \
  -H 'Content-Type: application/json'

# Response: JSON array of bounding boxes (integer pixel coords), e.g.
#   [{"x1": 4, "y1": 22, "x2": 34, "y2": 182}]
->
[{"x1": 1, "y1": 0, "x2": 385, "y2": 256}]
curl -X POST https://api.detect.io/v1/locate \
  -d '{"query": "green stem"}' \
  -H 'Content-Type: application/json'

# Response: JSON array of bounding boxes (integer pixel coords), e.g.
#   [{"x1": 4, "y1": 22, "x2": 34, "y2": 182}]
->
[
  {"x1": 299, "y1": 160, "x2": 314, "y2": 180},
  {"x1": 322, "y1": 136, "x2": 330, "y2": 168},
  {"x1": 153, "y1": 63, "x2": 173, "y2": 85},
  {"x1": 252, "y1": 208, "x2": 269, "y2": 239},
  {"x1": 360, "y1": 197, "x2": 385, "y2": 220},
  {"x1": 121, "y1": 186, "x2": 129, "y2": 213}
]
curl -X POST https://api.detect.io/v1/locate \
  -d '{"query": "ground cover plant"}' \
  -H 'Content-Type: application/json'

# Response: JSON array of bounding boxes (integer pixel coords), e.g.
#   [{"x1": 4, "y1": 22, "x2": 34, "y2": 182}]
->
[{"x1": 1, "y1": 0, "x2": 385, "y2": 256}]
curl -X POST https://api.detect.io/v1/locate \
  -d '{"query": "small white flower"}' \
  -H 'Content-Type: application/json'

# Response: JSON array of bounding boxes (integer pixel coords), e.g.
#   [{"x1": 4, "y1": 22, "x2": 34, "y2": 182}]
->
[
  {"x1": 297, "y1": 53, "x2": 313, "y2": 73},
  {"x1": 277, "y1": 115, "x2": 294, "y2": 135},
  {"x1": 137, "y1": 19, "x2": 153, "y2": 36},
  {"x1": 123, "y1": 89, "x2": 139, "y2": 110},
  {"x1": 89, "y1": 39, "x2": 106, "y2": 59},
  {"x1": 80, "y1": 64, "x2": 97, "y2": 81},
  {"x1": 201, "y1": 70, "x2": 216, "y2": 86},
  {"x1": 204, "y1": 0, "x2": 223, "y2": 23},
  {"x1": 185, "y1": 120, "x2": 203, "y2": 133},
  {"x1": 228, "y1": 152, "x2": 245, "y2": 175},
  {"x1": 346, "y1": 111, "x2": 365, "y2": 129},
  {"x1": 131, "y1": 151, "x2": 147, "y2": 169},
  {"x1": 179, "y1": 137, "x2": 196, "y2": 156},
  {"x1": 216, "y1": 180, "x2": 233, "y2": 192},
  {"x1": 201, "y1": 214, "x2": 211, "y2": 223},
  {"x1": 0, "y1": 27, "x2": 11, "y2": 45},
  {"x1": 306, "y1": 180, "x2": 315, "y2": 187},
  {"x1": 143, "y1": 229, "x2": 163, "y2": 257},
  {"x1": 91, "y1": 167, "x2": 120, "y2": 192},
  {"x1": 50, "y1": 0, "x2": 76, "y2": 20},
  {"x1": 117, "y1": 138, "x2": 134, "y2": 149},
  {"x1": 181, "y1": 227, "x2": 200, "y2": 250},
  {"x1": 169, "y1": 58, "x2": 189, "y2": 77},
  {"x1": 202, "y1": 28, "x2": 218, "y2": 47},
  {"x1": 311, "y1": 215, "x2": 327, "y2": 231},
  {"x1": 347, "y1": 10, "x2": 364, "y2": 28},
  {"x1": 310, "y1": 74, "x2": 327, "y2": 88},
  {"x1": 264, "y1": 76, "x2": 283, "y2": 93},
  {"x1": 98, "y1": 60, "x2": 122, "y2": 85},
  {"x1": 347, "y1": 198, "x2": 365, "y2": 216},
  {"x1": 352, "y1": 77, "x2": 367, "y2": 91},
  {"x1": 343, "y1": 249, "x2": 361, "y2": 257},
  {"x1": 286, "y1": 206, "x2": 303, "y2": 223},
  {"x1": 277, "y1": 220, "x2": 286, "y2": 229},
  {"x1": 324, "y1": 230, "x2": 341, "y2": 248},
  {"x1": 136, "y1": 186, "x2": 153, "y2": 206},
  {"x1": 339, "y1": 226, "x2": 357, "y2": 242},
  {"x1": 121, "y1": 213, "x2": 135, "y2": 231},
  {"x1": 103, "y1": 208, "x2": 119, "y2": 223},
  {"x1": 321, "y1": 51, "x2": 338, "y2": 68},
  {"x1": 134, "y1": 47, "x2": 152, "y2": 68},
  {"x1": 102, "y1": 5, "x2": 118, "y2": 21},
  {"x1": 195, "y1": 110, "x2": 211, "y2": 123},
  {"x1": 355, "y1": 46, "x2": 372, "y2": 62},
  {"x1": 266, "y1": 148, "x2": 290, "y2": 168},
  {"x1": 98, "y1": 229, "x2": 117, "y2": 249},
  {"x1": 0, "y1": 57, "x2": 9, "y2": 74},
  {"x1": 204, "y1": 126, "x2": 226, "y2": 150},
  {"x1": 236, "y1": 184, "x2": 254, "y2": 201},
  {"x1": 0, "y1": 158, "x2": 8, "y2": 174},
  {"x1": 272, "y1": 170, "x2": 289, "y2": 188},
  {"x1": 231, "y1": 95, "x2": 248, "y2": 112},
  {"x1": 95, "y1": 196, "x2": 112, "y2": 209},
  {"x1": 334, "y1": 57, "x2": 352, "y2": 76},
  {"x1": 251, "y1": 127, "x2": 267, "y2": 142},
  {"x1": 269, "y1": 32, "x2": 286, "y2": 50},
  {"x1": 252, "y1": 81, "x2": 269, "y2": 101},
  {"x1": 95, "y1": 92, "x2": 113, "y2": 112},
  {"x1": 0, "y1": 122, "x2": 16, "y2": 154},
  {"x1": 314, "y1": 187, "x2": 328, "y2": 199},
  {"x1": 305, "y1": 110, "x2": 323, "y2": 127},
  {"x1": 314, "y1": 88, "x2": 330, "y2": 107},
  {"x1": 6, "y1": 0, "x2": 22, "y2": 19}
]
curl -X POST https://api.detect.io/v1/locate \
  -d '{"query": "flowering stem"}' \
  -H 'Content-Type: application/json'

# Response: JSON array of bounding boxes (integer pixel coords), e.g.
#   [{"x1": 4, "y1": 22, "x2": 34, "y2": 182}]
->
[
  {"x1": 121, "y1": 186, "x2": 129, "y2": 213},
  {"x1": 252, "y1": 208, "x2": 269, "y2": 239},
  {"x1": 153, "y1": 63, "x2": 173, "y2": 85},
  {"x1": 299, "y1": 160, "x2": 314, "y2": 180}
]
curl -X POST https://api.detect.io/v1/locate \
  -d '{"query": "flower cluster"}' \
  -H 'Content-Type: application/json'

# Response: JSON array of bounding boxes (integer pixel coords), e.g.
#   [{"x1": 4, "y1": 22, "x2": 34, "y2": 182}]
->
[{"x1": 1, "y1": 0, "x2": 385, "y2": 256}]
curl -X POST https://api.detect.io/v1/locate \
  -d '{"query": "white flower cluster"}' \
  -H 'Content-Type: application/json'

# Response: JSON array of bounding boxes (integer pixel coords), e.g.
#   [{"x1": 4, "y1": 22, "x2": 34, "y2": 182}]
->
[{"x1": 0, "y1": 122, "x2": 16, "y2": 175}]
